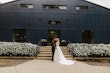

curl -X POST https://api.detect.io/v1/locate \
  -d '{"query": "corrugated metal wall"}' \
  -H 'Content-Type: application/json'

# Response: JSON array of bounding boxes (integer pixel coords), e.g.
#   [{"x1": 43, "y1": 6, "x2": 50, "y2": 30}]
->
[{"x1": 0, "y1": 0, "x2": 110, "y2": 44}]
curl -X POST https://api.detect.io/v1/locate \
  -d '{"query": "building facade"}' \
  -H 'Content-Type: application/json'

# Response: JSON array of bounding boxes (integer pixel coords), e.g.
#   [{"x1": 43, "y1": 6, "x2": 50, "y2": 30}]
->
[{"x1": 0, "y1": 0, "x2": 110, "y2": 45}]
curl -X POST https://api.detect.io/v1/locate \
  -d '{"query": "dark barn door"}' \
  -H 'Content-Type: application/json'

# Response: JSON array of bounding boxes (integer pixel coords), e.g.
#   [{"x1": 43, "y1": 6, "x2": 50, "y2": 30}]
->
[
  {"x1": 48, "y1": 29, "x2": 60, "y2": 45},
  {"x1": 13, "y1": 29, "x2": 26, "y2": 42},
  {"x1": 82, "y1": 30, "x2": 94, "y2": 44}
]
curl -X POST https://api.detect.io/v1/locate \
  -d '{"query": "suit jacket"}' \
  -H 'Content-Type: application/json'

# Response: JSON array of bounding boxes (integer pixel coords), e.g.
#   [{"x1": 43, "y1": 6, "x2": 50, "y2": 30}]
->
[{"x1": 52, "y1": 40, "x2": 56, "y2": 48}]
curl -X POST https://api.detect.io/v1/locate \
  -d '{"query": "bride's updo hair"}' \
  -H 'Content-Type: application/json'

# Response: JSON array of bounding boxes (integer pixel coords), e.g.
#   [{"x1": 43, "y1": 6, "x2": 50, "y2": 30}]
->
[{"x1": 53, "y1": 35, "x2": 60, "y2": 46}]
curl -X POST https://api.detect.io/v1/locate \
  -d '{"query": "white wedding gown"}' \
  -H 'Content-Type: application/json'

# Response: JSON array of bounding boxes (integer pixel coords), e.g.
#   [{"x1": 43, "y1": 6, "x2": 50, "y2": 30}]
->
[{"x1": 53, "y1": 46, "x2": 74, "y2": 65}]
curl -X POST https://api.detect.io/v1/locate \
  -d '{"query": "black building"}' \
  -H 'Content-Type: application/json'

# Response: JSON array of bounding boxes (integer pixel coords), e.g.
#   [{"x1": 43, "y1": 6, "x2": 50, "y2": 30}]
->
[{"x1": 0, "y1": 0, "x2": 110, "y2": 45}]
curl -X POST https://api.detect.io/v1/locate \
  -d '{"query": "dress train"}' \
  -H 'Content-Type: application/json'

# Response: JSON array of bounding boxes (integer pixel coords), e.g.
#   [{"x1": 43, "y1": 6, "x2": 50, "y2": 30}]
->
[{"x1": 53, "y1": 46, "x2": 74, "y2": 65}]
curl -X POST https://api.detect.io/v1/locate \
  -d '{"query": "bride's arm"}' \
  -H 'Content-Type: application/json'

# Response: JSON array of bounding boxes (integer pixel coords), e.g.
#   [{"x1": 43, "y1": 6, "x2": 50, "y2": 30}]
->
[{"x1": 55, "y1": 38, "x2": 60, "y2": 46}]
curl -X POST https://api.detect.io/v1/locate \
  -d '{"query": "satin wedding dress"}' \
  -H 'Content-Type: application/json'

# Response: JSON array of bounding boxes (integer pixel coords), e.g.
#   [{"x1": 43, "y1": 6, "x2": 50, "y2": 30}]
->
[{"x1": 53, "y1": 45, "x2": 74, "y2": 65}]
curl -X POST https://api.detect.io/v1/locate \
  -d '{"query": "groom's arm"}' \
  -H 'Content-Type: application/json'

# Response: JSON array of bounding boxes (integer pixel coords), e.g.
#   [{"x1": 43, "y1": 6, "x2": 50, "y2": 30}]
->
[{"x1": 52, "y1": 40, "x2": 56, "y2": 47}]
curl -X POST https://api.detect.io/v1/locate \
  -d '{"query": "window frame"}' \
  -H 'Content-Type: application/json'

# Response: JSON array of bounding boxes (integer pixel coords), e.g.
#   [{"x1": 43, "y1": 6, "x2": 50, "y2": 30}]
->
[
  {"x1": 76, "y1": 6, "x2": 88, "y2": 10},
  {"x1": 20, "y1": 4, "x2": 34, "y2": 9},
  {"x1": 42, "y1": 4, "x2": 67, "y2": 10},
  {"x1": 48, "y1": 21, "x2": 61, "y2": 25}
]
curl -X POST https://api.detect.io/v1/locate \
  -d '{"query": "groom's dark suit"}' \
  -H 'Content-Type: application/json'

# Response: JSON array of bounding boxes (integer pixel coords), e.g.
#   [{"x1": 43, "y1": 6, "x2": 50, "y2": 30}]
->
[{"x1": 51, "y1": 39, "x2": 56, "y2": 61}]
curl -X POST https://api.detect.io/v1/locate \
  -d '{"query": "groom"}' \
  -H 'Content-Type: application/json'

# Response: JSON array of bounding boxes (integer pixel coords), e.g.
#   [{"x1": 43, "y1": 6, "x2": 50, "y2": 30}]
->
[{"x1": 51, "y1": 38, "x2": 56, "y2": 61}]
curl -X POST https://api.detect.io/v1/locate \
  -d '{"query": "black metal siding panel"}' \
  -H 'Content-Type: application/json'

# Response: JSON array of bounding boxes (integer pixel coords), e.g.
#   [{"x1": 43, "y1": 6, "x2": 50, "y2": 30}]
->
[
  {"x1": 0, "y1": 0, "x2": 110, "y2": 43},
  {"x1": 61, "y1": 30, "x2": 82, "y2": 43},
  {"x1": 26, "y1": 29, "x2": 48, "y2": 44},
  {"x1": 0, "y1": 28, "x2": 13, "y2": 41},
  {"x1": 94, "y1": 31, "x2": 110, "y2": 44}
]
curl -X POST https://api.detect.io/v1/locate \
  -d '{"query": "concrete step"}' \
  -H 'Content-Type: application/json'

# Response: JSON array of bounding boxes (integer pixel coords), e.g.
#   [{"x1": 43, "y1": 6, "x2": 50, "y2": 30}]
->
[
  {"x1": 37, "y1": 57, "x2": 51, "y2": 60},
  {"x1": 37, "y1": 56, "x2": 73, "y2": 60},
  {"x1": 37, "y1": 55, "x2": 73, "y2": 60},
  {"x1": 40, "y1": 49, "x2": 69, "y2": 52},
  {"x1": 40, "y1": 50, "x2": 69, "y2": 53},
  {"x1": 37, "y1": 54, "x2": 51, "y2": 56},
  {"x1": 39, "y1": 52, "x2": 71, "y2": 56},
  {"x1": 37, "y1": 46, "x2": 73, "y2": 60},
  {"x1": 38, "y1": 54, "x2": 72, "y2": 57},
  {"x1": 39, "y1": 52, "x2": 52, "y2": 54},
  {"x1": 37, "y1": 56, "x2": 73, "y2": 59}
]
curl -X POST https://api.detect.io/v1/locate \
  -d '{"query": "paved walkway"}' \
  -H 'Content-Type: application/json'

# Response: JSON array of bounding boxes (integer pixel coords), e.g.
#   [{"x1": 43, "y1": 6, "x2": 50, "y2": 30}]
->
[{"x1": 0, "y1": 60, "x2": 110, "y2": 73}]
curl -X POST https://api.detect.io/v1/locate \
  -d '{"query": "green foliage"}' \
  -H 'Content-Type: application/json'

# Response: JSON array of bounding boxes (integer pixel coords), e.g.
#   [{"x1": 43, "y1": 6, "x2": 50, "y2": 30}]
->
[
  {"x1": 67, "y1": 43, "x2": 110, "y2": 57},
  {"x1": 0, "y1": 42, "x2": 40, "y2": 56}
]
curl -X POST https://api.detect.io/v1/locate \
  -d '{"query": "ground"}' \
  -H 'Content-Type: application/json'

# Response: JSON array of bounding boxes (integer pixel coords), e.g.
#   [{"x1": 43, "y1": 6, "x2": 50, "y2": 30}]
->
[
  {"x1": 82, "y1": 61, "x2": 110, "y2": 67},
  {"x1": 0, "y1": 58, "x2": 33, "y2": 67},
  {"x1": 0, "y1": 58, "x2": 110, "y2": 67}
]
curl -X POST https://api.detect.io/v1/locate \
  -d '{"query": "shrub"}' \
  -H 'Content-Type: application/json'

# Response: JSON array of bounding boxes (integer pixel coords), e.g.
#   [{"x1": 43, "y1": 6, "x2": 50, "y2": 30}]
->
[
  {"x1": 0, "y1": 42, "x2": 41, "y2": 56},
  {"x1": 61, "y1": 40, "x2": 68, "y2": 46},
  {"x1": 67, "y1": 43, "x2": 110, "y2": 57},
  {"x1": 41, "y1": 39, "x2": 47, "y2": 46}
]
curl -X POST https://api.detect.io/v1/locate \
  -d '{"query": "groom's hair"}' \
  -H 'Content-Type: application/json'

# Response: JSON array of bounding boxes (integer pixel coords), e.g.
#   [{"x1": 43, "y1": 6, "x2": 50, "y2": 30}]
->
[{"x1": 54, "y1": 35, "x2": 59, "y2": 38}]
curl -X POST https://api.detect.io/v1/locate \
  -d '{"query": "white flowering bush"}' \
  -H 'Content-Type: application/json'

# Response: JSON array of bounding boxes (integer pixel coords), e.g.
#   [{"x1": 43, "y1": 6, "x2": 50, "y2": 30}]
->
[
  {"x1": 67, "y1": 43, "x2": 110, "y2": 57},
  {"x1": 0, "y1": 42, "x2": 40, "y2": 56}
]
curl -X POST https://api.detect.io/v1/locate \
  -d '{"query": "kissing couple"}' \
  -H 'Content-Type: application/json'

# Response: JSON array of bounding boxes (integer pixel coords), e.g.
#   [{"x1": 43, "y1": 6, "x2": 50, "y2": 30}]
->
[{"x1": 51, "y1": 36, "x2": 74, "y2": 65}]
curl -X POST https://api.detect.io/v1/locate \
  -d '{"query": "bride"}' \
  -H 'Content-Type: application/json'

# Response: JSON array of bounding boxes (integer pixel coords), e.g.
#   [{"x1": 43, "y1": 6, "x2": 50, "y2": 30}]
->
[{"x1": 53, "y1": 38, "x2": 74, "y2": 65}]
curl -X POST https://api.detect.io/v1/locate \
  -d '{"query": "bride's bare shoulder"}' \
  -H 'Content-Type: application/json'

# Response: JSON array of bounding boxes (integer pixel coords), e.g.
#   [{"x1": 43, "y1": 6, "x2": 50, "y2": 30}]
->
[{"x1": 54, "y1": 38, "x2": 60, "y2": 41}]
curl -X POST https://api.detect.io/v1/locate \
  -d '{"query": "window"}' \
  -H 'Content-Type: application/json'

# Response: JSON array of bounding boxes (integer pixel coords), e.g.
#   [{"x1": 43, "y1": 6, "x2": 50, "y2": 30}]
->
[
  {"x1": 48, "y1": 21, "x2": 61, "y2": 25},
  {"x1": 13, "y1": 29, "x2": 26, "y2": 42},
  {"x1": 76, "y1": 6, "x2": 88, "y2": 10},
  {"x1": 43, "y1": 5, "x2": 67, "y2": 10},
  {"x1": 20, "y1": 4, "x2": 33, "y2": 8},
  {"x1": 82, "y1": 30, "x2": 94, "y2": 44}
]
